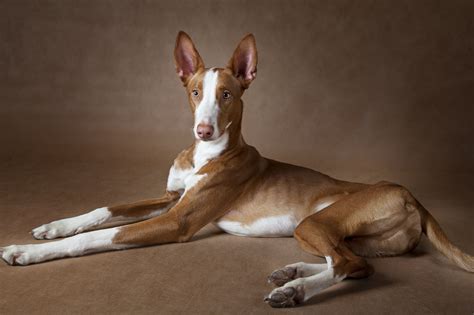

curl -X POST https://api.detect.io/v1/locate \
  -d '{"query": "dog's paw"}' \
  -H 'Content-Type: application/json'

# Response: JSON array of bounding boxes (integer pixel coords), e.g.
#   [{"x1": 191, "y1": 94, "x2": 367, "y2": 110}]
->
[
  {"x1": 32, "y1": 220, "x2": 79, "y2": 240},
  {"x1": 268, "y1": 266, "x2": 298, "y2": 286},
  {"x1": 0, "y1": 245, "x2": 39, "y2": 266},
  {"x1": 264, "y1": 285, "x2": 305, "y2": 308}
]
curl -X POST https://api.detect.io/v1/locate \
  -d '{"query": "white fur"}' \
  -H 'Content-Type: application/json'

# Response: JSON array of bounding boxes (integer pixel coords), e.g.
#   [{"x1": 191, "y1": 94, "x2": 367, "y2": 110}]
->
[
  {"x1": 194, "y1": 69, "x2": 220, "y2": 139},
  {"x1": 167, "y1": 166, "x2": 194, "y2": 193},
  {"x1": 284, "y1": 261, "x2": 328, "y2": 277},
  {"x1": 298, "y1": 256, "x2": 345, "y2": 302},
  {"x1": 193, "y1": 131, "x2": 229, "y2": 170},
  {"x1": 314, "y1": 200, "x2": 336, "y2": 212},
  {"x1": 1, "y1": 228, "x2": 128, "y2": 265},
  {"x1": 267, "y1": 256, "x2": 346, "y2": 303},
  {"x1": 183, "y1": 174, "x2": 207, "y2": 194},
  {"x1": 166, "y1": 131, "x2": 229, "y2": 194},
  {"x1": 32, "y1": 207, "x2": 111, "y2": 239},
  {"x1": 216, "y1": 214, "x2": 298, "y2": 237}
]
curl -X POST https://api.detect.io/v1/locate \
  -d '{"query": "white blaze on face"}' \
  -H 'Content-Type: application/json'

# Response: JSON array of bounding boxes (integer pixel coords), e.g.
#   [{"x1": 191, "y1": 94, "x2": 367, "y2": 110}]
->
[{"x1": 194, "y1": 69, "x2": 220, "y2": 139}]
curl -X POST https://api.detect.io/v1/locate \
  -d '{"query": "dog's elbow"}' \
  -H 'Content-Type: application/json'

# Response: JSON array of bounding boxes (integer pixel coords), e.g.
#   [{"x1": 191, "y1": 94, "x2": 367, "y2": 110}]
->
[
  {"x1": 176, "y1": 233, "x2": 193, "y2": 243},
  {"x1": 175, "y1": 221, "x2": 195, "y2": 243},
  {"x1": 174, "y1": 217, "x2": 198, "y2": 243}
]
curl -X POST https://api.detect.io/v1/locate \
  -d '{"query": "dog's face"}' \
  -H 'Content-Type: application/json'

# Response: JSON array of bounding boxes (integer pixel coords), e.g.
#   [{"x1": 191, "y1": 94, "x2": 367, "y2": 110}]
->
[{"x1": 174, "y1": 31, "x2": 257, "y2": 141}]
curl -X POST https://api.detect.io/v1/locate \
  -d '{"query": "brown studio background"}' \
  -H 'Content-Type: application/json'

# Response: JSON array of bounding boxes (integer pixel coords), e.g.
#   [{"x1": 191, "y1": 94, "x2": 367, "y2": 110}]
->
[{"x1": 0, "y1": 1, "x2": 473, "y2": 314}]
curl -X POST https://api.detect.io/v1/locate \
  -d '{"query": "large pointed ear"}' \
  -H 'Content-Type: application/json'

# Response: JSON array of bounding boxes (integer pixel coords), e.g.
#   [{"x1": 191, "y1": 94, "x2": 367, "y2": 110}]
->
[
  {"x1": 227, "y1": 34, "x2": 258, "y2": 89},
  {"x1": 174, "y1": 31, "x2": 205, "y2": 85}
]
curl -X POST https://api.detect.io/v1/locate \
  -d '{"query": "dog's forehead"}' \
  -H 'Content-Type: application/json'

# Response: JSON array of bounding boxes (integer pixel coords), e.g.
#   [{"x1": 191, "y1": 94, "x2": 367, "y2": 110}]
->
[
  {"x1": 216, "y1": 68, "x2": 242, "y2": 92},
  {"x1": 187, "y1": 68, "x2": 241, "y2": 92},
  {"x1": 187, "y1": 69, "x2": 206, "y2": 90}
]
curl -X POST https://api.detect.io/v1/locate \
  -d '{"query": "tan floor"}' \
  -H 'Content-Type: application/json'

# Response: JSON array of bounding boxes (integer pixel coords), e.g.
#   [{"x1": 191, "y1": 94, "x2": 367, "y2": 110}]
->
[{"x1": 0, "y1": 159, "x2": 472, "y2": 314}]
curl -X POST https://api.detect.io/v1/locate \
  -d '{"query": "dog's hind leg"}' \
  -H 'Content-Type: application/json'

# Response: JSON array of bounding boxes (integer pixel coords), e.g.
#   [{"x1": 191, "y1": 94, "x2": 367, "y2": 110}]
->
[
  {"x1": 265, "y1": 216, "x2": 373, "y2": 307},
  {"x1": 267, "y1": 261, "x2": 329, "y2": 287},
  {"x1": 31, "y1": 190, "x2": 180, "y2": 240},
  {"x1": 264, "y1": 182, "x2": 420, "y2": 307}
]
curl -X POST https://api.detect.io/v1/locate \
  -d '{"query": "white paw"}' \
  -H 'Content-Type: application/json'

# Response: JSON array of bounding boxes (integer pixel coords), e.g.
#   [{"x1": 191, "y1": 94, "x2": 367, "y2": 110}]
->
[
  {"x1": 31, "y1": 208, "x2": 110, "y2": 240},
  {"x1": 268, "y1": 266, "x2": 298, "y2": 286},
  {"x1": 264, "y1": 281, "x2": 305, "y2": 308},
  {"x1": 32, "y1": 220, "x2": 79, "y2": 240},
  {"x1": 0, "y1": 244, "x2": 40, "y2": 266}
]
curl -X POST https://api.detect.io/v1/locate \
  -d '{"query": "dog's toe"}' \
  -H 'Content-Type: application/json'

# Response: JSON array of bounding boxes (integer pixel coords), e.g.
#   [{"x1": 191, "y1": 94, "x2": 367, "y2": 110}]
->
[
  {"x1": 1, "y1": 246, "x2": 20, "y2": 265},
  {"x1": 32, "y1": 223, "x2": 64, "y2": 240},
  {"x1": 267, "y1": 266, "x2": 297, "y2": 286},
  {"x1": 32, "y1": 226, "x2": 48, "y2": 239},
  {"x1": 264, "y1": 285, "x2": 304, "y2": 308},
  {"x1": 1, "y1": 245, "x2": 38, "y2": 266}
]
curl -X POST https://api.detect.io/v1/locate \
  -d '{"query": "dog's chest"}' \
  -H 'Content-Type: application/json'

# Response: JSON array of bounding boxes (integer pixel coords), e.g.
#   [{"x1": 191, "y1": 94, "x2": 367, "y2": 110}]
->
[{"x1": 166, "y1": 133, "x2": 229, "y2": 194}]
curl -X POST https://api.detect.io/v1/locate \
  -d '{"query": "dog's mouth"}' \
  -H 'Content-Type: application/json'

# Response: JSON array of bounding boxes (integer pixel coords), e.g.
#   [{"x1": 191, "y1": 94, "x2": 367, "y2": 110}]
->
[
  {"x1": 194, "y1": 133, "x2": 219, "y2": 142},
  {"x1": 194, "y1": 129, "x2": 229, "y2": 144},
  {"x1": 197, "y1": 137, "x2": 215, "y2": 142}
]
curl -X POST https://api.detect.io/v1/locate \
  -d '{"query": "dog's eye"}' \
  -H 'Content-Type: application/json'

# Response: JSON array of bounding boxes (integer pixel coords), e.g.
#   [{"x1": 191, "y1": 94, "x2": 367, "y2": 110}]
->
[
  {"x1": 223, "y1": 90, "x2": 231, "y2": 99},
  {"x1": 192, "y1": 89, "x2": 199, "y2": 97}
]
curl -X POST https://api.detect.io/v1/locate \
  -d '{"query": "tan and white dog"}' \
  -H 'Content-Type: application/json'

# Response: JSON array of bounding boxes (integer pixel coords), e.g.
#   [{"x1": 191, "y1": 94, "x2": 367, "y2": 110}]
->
[{"x1": 1, "y1": 32, "x2": 473, "y2": 308}]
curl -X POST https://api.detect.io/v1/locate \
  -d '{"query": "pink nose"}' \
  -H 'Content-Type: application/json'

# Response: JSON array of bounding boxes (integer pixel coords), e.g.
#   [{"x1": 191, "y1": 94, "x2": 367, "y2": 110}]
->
[{"x1": 197, "y1": 124, "x2": 214, "y2": 140}]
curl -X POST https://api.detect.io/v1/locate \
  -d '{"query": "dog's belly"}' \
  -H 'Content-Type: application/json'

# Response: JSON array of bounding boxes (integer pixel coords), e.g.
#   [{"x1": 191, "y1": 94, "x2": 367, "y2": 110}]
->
[
  {"x1": 214, "y1": 193, "x2": 347, "y2": 237},
  {"x1": 215, "y1": 213, "x2": 299, "y2": 237}
]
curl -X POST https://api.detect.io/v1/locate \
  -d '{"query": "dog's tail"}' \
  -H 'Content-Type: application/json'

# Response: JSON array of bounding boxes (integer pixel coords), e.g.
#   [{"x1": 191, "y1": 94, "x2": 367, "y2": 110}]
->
[{"x1": 417, "y1": 206, "x2": 474, "y2": 272}]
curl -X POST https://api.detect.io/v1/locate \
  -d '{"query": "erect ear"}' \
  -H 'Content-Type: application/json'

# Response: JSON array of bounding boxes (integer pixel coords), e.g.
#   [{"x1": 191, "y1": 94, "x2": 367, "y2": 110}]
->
[
  {"x1": 174, "y1": 31, "x2": 205, "y2": 85},
  {"x1": 227, "y1": 34, "x2": 258, "y2": 89}
]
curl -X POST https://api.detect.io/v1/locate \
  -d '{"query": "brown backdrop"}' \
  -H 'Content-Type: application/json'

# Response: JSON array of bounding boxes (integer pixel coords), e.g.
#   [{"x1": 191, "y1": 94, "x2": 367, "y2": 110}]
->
[{"x1": 1, "y1": 1, "x2": 473, "y2": 314}]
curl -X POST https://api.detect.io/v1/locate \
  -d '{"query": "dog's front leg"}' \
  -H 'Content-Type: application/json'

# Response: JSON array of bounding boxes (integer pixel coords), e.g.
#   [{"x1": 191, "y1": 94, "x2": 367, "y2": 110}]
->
[
  {"x1": 1, "y1": 182, "x2": 232, "y2": 266},
  {"x1": 1, "y1": 212, "x2": 181, "y2": 266},
  {"x1": 31, "y1": 191, "x2": 180, "y2": 240},
  {"x1": 1, "y1": 227, "x2": 127, "y2": 265},
  {"x1": 1, "y1": 210, "x2": 181, "y2": 266}
]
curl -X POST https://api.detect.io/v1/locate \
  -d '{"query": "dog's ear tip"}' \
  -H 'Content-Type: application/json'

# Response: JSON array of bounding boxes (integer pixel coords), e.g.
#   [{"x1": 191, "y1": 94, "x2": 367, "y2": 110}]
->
[
  {"x1": 176, "y1": 30, "x2": 190, "y2": 41},
  {"x1": 177, "y1": 31, "x2": 191, "y2": 40},
  {"x1": 241, "y1": 33, "x2": 256, "y2": 43}
]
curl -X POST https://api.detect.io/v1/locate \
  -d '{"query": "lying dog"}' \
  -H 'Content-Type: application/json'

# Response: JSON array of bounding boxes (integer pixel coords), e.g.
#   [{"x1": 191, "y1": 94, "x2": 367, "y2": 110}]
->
[{"x1": 1, "y1": 31, "x2": 472, "y2": 308}]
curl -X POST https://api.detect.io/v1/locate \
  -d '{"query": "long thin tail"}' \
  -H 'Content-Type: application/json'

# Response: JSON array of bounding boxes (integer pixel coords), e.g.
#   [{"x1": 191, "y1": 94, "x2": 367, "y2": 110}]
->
[{"x1": 418, "y1": 206, "x2": 474, "y2": 272}]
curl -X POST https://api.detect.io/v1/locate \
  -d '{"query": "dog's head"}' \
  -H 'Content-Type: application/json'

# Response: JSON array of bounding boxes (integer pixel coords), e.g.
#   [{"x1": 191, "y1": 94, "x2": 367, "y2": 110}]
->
[{"x1": 174, "y1": 31, "x2": 257, "y2": 142}]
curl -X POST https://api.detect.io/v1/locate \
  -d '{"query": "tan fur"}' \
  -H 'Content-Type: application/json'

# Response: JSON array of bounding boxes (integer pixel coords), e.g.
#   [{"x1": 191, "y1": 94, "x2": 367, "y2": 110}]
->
[
  {"x1": 418, "y1": 206, "x2": 474, "y2": 272},
  {"x1": 108, "y1": 191, "x2": 180, "y2": 218}
]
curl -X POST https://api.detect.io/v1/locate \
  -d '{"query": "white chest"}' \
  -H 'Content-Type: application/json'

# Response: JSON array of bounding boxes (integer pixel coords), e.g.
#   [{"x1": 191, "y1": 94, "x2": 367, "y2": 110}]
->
[{"x1": 166, "y1": 132, "x2": 229, "y2": 193}]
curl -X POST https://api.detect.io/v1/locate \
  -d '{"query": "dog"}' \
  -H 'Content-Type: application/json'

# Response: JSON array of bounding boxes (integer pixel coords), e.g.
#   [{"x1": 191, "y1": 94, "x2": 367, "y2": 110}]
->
[{"x1": 1, "y1": 31, "x2": 472, "y2": 308}]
